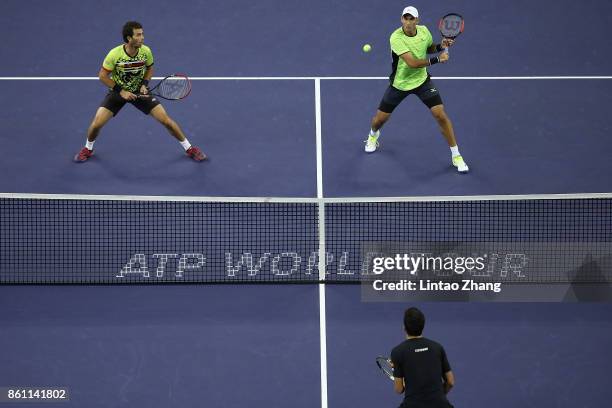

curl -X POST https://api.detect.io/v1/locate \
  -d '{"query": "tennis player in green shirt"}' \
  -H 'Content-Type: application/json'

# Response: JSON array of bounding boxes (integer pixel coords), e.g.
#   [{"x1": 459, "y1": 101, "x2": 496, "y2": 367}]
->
[
  {"x1": 365, "y1": 6, "x2": 468, "y2": 173},
  {"x1": 74, "y1": 21, "x2": 205, "y2": 163}
]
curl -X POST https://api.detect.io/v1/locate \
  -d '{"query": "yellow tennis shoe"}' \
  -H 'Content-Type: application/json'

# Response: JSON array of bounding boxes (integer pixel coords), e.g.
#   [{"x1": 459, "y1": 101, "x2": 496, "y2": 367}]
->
[
  {"x1": 452, "y1": 155, "x2": 469, "y2": 173},
  {"x1": 364, "y1": 134, "x2": 379, "y2": 153}
]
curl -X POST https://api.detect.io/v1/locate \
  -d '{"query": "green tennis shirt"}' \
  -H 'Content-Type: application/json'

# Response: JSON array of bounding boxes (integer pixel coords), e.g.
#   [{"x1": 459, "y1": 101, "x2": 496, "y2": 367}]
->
[
  {"x1": 102, "y1": 44, "x2": 154, "y2": 92},
  {"x1": 389, "y1": 26, "x2": 433, "y2": 91}
]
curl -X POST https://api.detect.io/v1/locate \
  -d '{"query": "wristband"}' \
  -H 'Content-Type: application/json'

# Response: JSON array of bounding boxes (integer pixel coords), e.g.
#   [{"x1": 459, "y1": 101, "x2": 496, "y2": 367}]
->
[
  {"x1": 429, "y1": 56, "x2": 439, "y2": 66},
  {"x1": 142, "y1": 79, "x2": 150, "y2": 87},
  {"x1": 112, "y1": 84, "x2": 122, "y2": 93},
  {"x1": 435, "y1": 43, "x2": 445, "y2": 52}
]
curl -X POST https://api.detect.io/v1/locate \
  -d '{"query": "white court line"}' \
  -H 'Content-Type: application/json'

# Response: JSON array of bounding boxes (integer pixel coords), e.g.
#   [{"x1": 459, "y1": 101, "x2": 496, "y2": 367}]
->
[
  {"x1": 315, "y1": 79, "x2": 324, "y2": 201},
  {"x1": 318, "y1": 283, "x2": 328, "y2": 408},
  {"x1": 314, "y1": 78, "x2": 328, "y2": 408},
  {"x1": 1, "y1": 76, "x2": 612, "y2": 80}
]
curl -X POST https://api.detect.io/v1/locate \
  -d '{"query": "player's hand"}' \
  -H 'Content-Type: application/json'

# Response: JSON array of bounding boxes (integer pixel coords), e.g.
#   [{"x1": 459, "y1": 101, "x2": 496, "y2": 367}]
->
[
  {"x1": 139, "y1": 84, "x2": 149, "y2": 96},
  {"x1": 439, "y1": 52, "x2": 449, "y2": 63},
  {"x1": 119, "y1": 89, "x2": 137, "y2": 101},
  {"x1": 441, "y1": 38, "x2": 455, "y2": 49}
]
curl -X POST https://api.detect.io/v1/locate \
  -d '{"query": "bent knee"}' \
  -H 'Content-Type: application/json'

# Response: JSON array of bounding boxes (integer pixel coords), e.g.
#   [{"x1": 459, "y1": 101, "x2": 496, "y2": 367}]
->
[
  {"x1": 373, "y1": 111, "x2": 391, "y2": 127},
  {"x1": 157, "y1": 115, "x2": 174, "y2": 128},
  {"x1": 90, "y1": 121, "x2": 102, "y2": 130},
  {"x1": 90, "y1": 118, "x2": 107, "y2": 130},
  {"x1": 431, "y1": 107, "x2": 448, "y2": 122}
]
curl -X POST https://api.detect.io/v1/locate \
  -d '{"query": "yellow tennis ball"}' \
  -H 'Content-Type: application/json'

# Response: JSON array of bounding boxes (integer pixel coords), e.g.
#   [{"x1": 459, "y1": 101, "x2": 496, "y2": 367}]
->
[{"x1": 362, "y1": 44, "x2": 372, "y2": 53}]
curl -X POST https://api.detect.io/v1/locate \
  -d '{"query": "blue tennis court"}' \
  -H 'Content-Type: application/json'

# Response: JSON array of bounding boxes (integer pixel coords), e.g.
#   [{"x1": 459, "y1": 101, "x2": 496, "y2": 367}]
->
[{"x1": 2, "y1": 0, "x2": 612, "y2": 407}]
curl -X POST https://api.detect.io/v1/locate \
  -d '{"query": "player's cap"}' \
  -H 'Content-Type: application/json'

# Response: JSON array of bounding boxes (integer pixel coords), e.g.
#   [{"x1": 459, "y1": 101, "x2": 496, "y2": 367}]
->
[{"x1": 402, "y1": 6, "x2": 418, "y2": 18}]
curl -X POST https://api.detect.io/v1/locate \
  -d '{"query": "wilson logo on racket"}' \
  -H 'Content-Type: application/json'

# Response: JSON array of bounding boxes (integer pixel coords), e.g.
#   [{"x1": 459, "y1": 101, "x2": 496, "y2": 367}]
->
[
  {"x1": 443, "y1": 20, "x2": 461, "y2": 31},
  {"x1": 438, "y1": 13, "x2": 465, "y2": 39}
]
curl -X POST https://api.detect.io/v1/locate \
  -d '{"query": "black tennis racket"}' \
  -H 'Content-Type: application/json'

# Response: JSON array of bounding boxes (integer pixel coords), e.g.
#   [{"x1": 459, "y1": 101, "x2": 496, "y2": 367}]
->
[
  {"x1": 376, "y1": 356, "x2": 394, "y2": 381},
  {"x1": 438, "y1": 13, "x2": 465, "y2": 54},
  {"x1": 139, "y1": 74, "x2": 192, "y2": 100}
]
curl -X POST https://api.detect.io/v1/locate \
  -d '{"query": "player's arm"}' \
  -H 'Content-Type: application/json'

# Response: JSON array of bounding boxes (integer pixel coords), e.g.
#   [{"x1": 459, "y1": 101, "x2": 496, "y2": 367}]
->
[
  {"x1": 140, "y1": 65, "x2": 154, "y2": 95},
  {"x1": 98, "y1": 67, "x2": 136, "y2": 101},
  {"x1": 399, "y1": 51, "x2": 448, "y2": 68},
  {"x1": 389, "y1": 358, "x2": 405, "y2": 394},
  {"x1": 427, "y1": 43, "x2": 444, "y2": 54},
  {"x1": 98, "y1": 67, "x2": 115, "y2": 88},
  {"x1": 393, "y1": 377, "x2": 405, "y2": 394},
  {"x1": 143, "y1": 65, "x2": 153, "y2": 82},
  {"x1": 427, "y1": 39, "x2": 455, "y2": 54},
  {"x1": 442, "y1": 370, "x2": 455, "y2": 394}
]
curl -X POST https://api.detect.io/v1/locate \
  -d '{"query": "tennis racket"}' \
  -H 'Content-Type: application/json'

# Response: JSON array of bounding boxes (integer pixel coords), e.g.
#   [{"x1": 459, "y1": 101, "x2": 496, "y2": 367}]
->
[
  {"x1": 376, "y1": 356, "x2": 394, "y2": 381},
  {"x1": 139, "y1": 74, "x2": 192, "y2": 100},
  {"x1": 438, "y1": 13, "x2": 465, "y2": 54}
]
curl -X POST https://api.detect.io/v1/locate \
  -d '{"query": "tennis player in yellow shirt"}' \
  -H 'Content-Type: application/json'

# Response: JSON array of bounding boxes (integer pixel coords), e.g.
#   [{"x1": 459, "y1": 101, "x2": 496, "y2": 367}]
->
[
  {"x1": 74, "y1": 21, "x2": 205, "y2": 163},
  {"x1": 365, "y1": 6, "x2": 468, "y2": 173}
]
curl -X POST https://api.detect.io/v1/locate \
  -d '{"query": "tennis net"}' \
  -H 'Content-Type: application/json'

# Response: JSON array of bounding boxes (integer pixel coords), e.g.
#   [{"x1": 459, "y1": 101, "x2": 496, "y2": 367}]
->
[{"x1": 1, "y1": 194, "x2": 611, "y2": 285}]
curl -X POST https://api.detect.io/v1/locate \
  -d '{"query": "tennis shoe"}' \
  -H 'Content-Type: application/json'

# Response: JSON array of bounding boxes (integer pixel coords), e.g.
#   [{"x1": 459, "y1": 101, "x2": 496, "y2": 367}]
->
[
  {"x1": 364, "y1": 134, "x2": 379, "y2": 153},
  {"x1": 452, "y1": 155, "x2": 469, "y2": 173},
  {"x1": 186, "y1": 146, "x2": 206, "y2": 162},
  {"x1": 74, "y1": 147, "x2": 93, "y2": 163}
]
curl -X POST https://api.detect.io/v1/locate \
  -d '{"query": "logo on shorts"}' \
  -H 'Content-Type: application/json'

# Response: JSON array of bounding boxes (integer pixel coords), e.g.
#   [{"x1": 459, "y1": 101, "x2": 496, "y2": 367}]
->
[{"x1": 430, "y1": 88, "x2": 437, "y2": 92}]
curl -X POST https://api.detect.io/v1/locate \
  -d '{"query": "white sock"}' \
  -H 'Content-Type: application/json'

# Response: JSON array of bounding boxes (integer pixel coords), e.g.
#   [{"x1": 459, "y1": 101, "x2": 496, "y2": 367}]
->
[
  {"x1": 450, "y1": 145, "x2": 460, "y2": 157},
  {"x1": 369, "y1": 129, "x2": 380, "y2": 138},
  {"x1": 85, "y1": 140, "x2": 95, "y2": 150},
  {"x1": 180, "y1": 139, "x2": 192, "y2": 151}
]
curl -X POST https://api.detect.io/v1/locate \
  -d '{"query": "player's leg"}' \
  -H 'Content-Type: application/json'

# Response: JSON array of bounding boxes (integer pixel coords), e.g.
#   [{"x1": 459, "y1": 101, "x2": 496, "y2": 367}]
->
[
  {"x1": 365, "y1": 86, "x2": 408, "y2": 153},
  {"x1": 414, "y1": 79, "x2": 469, "y2": 173},
  {"x1": 148, "y1": 105, "x2": 186, "y2": 141},
  {"x1": 74, "y1": 91, "x2": 125, "y2": 163},
  {"x1": 430, "y1": 105, "x2": 468, "y2": 173},
  {"x1": 371, "y1": 110, "x2": 391, "y2": 132},
  {"x1": 430, "y1": 105, "x2": 457, "y2": 147},
  {"x1": 87, "y1": 107, "x2": 114, "y2": 142},
  {"x1": 147, "y1": 104, "x2": 207, "y2": 161}
]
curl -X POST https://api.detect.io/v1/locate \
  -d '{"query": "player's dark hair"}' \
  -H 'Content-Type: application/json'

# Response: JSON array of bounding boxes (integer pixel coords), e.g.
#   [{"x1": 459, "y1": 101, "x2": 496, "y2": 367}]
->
[
  {"x1": 122, "y1": 21, "x2": 143, "y2": 43},
  {"x1": 403, "y1": 307, "x2": 425, "y2": 336}
]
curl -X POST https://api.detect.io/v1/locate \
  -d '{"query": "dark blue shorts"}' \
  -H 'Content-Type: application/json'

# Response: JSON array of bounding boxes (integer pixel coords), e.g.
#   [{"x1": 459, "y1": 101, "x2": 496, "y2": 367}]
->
[{"x1": 378, "y1": 78, "x2": 443, "y2": 113}]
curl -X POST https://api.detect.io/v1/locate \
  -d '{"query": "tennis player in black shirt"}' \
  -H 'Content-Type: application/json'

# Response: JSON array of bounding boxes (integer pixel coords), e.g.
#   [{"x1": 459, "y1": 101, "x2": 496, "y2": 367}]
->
[{"x1": 390, "y1": 307, "x2": 455, "y2": 408}]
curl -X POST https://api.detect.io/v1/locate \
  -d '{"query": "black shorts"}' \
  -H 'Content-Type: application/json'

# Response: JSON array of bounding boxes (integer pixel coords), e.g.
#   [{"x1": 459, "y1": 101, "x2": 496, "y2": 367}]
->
[
  {"x1": 100, "y1": 90, "x2": 161, "y2": 116},
  {"x1": 399, "y1": 398, "x2": 453, "y2": 408},
  {"x1": 378, "y1": 78, "x2": 443, "y2": 113}
]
